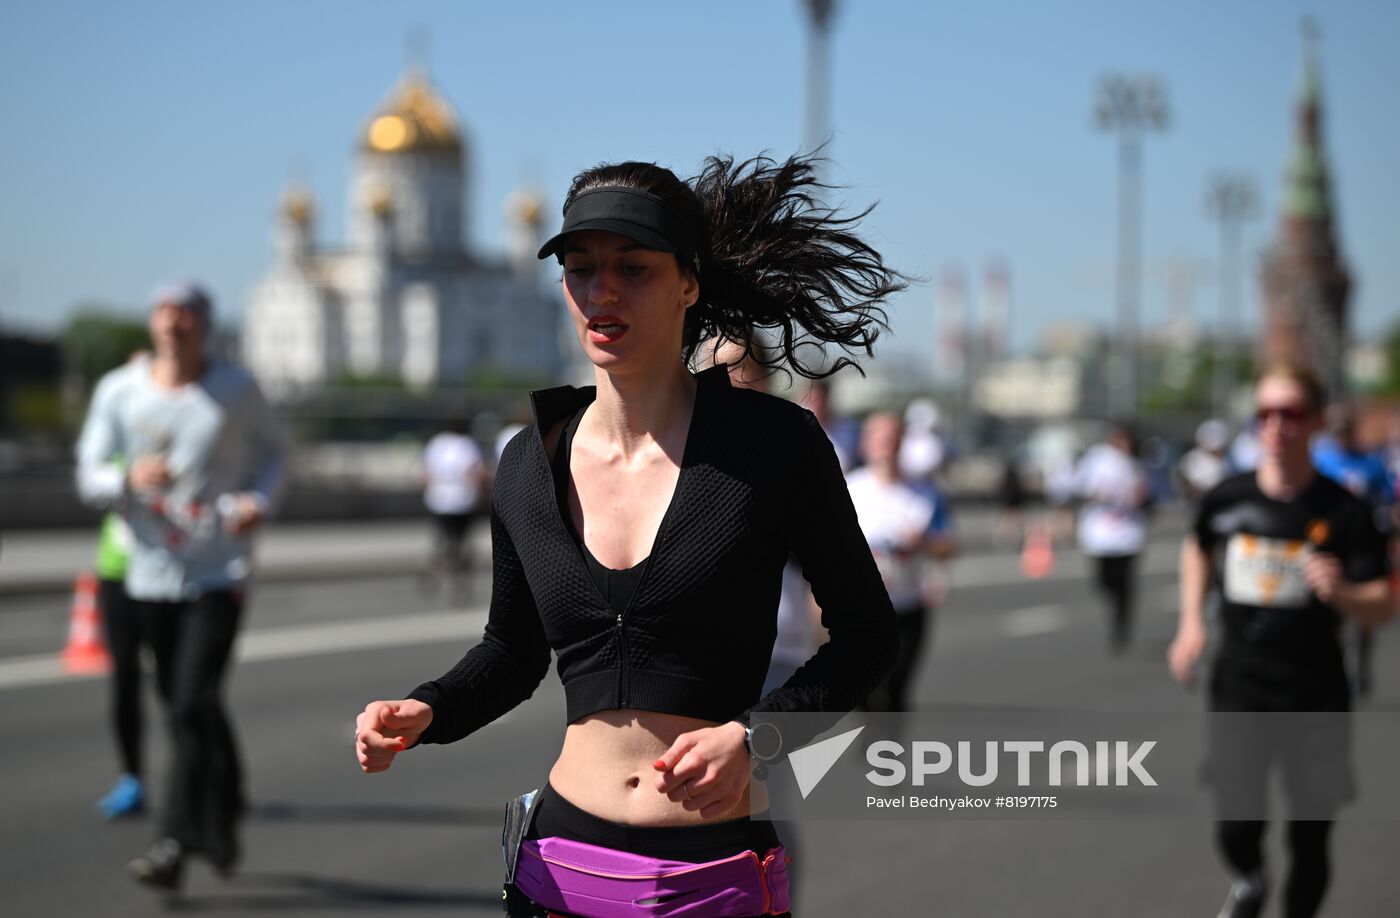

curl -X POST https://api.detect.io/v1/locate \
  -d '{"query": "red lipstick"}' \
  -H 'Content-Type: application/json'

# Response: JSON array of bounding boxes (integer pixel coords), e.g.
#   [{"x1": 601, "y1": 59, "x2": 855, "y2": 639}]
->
[{"x1": 587, "y1": 314, "x2": 628, "y2": 344}]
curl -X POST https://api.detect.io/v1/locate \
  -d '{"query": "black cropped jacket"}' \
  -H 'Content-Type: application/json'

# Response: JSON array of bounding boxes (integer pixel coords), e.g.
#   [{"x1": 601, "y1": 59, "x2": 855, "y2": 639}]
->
[{"x1": 408, "y1": 365, "x2": 897, "y2": 744}]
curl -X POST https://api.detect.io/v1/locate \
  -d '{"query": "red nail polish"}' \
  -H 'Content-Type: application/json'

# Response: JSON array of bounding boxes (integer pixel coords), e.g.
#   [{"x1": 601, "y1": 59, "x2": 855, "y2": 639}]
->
[{"x1": 652, "y1": 759, "x2": 666, "y2": 770}]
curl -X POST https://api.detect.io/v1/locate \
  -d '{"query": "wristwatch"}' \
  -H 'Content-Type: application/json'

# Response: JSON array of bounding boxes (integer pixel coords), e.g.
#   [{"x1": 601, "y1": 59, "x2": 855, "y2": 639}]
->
[{"x1": 743, "y1": 722, "x2": 783, "y2": 761}]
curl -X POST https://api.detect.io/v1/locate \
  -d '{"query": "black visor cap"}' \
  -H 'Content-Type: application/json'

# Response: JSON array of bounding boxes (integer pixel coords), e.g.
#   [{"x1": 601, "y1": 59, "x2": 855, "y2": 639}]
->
[{"x1": 536, "y1": 187, "x2": 698, "y2": 262}]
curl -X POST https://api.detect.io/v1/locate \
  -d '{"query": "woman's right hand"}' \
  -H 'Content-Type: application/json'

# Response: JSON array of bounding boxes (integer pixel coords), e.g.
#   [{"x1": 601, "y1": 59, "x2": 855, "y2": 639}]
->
[{"x1": 355, "y1": 699, "x2": 433, "y2": 773}]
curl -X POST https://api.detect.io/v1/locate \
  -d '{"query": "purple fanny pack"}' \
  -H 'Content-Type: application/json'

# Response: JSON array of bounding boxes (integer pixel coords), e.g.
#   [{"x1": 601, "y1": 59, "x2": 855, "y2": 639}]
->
[{"x1": 513, "y1": 835, "x2": 790, "y2": 918}]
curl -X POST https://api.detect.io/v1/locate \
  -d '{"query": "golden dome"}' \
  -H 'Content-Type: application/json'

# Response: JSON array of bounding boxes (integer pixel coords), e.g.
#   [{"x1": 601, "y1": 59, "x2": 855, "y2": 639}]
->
[
  {"x1": 281, "y1": 185, "x2": 315, "y2": 224},
  {"x1": 506, "y1": 188, "x2": 544, "y2": 226},
  {"x1": 368, "y1": 184, "x2": 393, "y2": 217},
  {"x1": 362, "y1": 71, "x2": 462, "y2": 154}
]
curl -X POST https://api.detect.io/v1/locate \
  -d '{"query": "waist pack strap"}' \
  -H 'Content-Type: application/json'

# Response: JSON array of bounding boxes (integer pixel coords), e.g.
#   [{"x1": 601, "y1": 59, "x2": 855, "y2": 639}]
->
[{"x1": 515, "y1": 836, "x2": 790, "y2": 918}]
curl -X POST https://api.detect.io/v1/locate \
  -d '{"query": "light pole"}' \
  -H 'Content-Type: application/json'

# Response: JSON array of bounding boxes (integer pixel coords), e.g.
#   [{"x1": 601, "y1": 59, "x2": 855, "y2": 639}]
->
[
  {"x1": 1094, "y1": 74, "x2": 1168, "y2": 418},
  {"x1": 802, "y1": 0, "x2": 836, "y2": 155},
  {"x1": 1205, "y1": 174, "x2": 1257, "y2": 418}
]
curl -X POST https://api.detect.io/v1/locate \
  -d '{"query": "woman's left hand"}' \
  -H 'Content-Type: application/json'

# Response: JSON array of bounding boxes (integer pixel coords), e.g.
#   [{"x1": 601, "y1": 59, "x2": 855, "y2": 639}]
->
[{"x1": 652, "y1": 721, "x2": 749, "y2": 818}]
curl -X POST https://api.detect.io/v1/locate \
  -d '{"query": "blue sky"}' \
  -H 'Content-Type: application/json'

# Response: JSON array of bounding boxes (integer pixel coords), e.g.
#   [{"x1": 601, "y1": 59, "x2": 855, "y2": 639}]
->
[{"x1": 1, "y1": 0, "x2": 1396, "y2": 368}]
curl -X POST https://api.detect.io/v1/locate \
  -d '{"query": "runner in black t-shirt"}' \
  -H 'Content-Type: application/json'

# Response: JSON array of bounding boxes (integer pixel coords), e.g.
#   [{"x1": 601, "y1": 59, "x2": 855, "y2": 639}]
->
[{"x1": 1168, "y1": 362, "x2": 1394, "y2": 918}]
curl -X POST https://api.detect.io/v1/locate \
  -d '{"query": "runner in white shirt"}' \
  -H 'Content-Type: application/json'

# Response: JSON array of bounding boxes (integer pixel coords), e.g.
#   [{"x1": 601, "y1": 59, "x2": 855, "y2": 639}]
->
[
  {"x1": 847, "y1": 411, "x2": 956, "y2": 714},
  {"x1": 1073, "y1": 422, "x2": 1151, "y2": 653},
  {"x1": 76, "y1": 281, "x2": 287, "y2": 890},
  {"x1": 421, "y1": 420, "x2": 486, "y2": 598}
]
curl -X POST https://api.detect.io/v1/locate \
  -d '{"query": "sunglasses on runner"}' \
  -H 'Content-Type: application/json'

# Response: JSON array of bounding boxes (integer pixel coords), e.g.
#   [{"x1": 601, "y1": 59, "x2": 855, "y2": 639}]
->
[{"x1": 1255, "y1": 405, "x2": 1311, "y2": 424}]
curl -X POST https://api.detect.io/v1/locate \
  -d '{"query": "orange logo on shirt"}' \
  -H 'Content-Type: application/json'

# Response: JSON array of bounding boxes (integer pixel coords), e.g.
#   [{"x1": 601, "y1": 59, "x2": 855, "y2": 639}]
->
[{"x1": 1307, "y1": 519, "x2": 1330, "y2": 546}]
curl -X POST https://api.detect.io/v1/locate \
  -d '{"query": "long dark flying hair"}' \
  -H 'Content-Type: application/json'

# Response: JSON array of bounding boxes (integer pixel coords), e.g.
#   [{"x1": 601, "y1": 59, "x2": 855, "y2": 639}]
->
[{"x1": 560, "y1": 153, "x2": 907, "y2": 379}]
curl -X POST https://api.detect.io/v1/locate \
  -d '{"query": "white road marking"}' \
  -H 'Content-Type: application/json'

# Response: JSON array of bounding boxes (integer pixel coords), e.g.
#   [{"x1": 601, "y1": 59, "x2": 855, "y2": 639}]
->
[
  {"x1": 1001, "y1": 604, "x2": 1069, "y2": 637},
  {"x1": 0, "y1": 607, "x2": 488, "y2": 692},
  {"x1": 0, "y1": 655, "x2": 72, "y2": 691},
  {"x1": 237, "y1": 608, "x2": 486, "y2": 663}
]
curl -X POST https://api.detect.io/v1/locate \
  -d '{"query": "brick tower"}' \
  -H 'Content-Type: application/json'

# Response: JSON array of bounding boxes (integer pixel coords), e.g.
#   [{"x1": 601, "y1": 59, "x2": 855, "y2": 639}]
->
[{"x1": 1259, "y1": 22, "x2": 1352, "y2": 401}]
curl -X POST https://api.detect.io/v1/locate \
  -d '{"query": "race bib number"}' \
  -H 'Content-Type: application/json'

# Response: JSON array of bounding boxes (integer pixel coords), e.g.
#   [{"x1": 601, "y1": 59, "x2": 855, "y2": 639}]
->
[{"x1": 1223, "y1": 533, "x2": 1311, "y2": 608}]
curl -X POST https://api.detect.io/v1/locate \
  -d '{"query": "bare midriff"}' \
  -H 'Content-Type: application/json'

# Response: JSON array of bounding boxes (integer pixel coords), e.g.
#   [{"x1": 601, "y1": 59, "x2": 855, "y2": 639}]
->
[{"x1": 548, "y1": 708, "x2": 765, "y2": 826}]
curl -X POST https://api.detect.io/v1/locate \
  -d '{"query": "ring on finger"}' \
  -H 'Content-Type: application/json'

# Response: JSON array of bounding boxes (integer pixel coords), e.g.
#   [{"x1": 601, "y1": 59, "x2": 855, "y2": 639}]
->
[{"x1": 683, "y1": 783, "x2": 694, "y2": 800}]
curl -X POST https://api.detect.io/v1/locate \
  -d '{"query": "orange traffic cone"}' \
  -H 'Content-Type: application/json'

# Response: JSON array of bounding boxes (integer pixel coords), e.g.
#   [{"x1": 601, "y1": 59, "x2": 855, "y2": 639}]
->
[
  {"x1": 60, "y1": 572, "x2": 111, "y2": 674},
  {"x1": 1020, "y1": 527, "x2": 1055, "y2": 580}
]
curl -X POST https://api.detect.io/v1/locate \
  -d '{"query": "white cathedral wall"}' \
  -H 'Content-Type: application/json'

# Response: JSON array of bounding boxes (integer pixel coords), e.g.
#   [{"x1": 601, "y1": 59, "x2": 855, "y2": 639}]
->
[
  {"x1": 340, "y1": 292, "x2": 385, "y2": 378},
  {"x1": 348, "y1": 159, "x2": 388, "y2": 253},
  {"x1": 334, "y1": 251, "x2": 389, "y2": 379},
  {"x1": 415, "y1": 273, "x2": 562, "y2": 385},
  {"x1": 244, "y1": 273, "x2": 333, "y2": 397},
  {"x1": 400, "y1": 283, "x2": 439, "y2": 388},
  {"x1": 470, "y1": 277, "x2": 504, "y2": 374},
  {"x1": 249, "y1": 265, "x2": 563, "y2": 393},
  {"x1": 321, "y1": 293, "x2": 347, "y2": 382},
  {"x1": 419, "y1": 165, "x2": 464, "y2": 254},
  {"x1": 348, "y1": 153, "x2": 464, "y2": 257},
  {"x1": 501, "y1": 284, "x2": 564, "y2": 377},
  {"x1": 242, "y1": 289, "x2": 282, "y2": 396},
  {"x1": 436, "y1": 276, "x2": 472, "y2": 384}
]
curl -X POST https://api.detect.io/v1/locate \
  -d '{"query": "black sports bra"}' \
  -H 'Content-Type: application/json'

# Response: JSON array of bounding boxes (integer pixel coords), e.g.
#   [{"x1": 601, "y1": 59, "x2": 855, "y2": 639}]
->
[{"x1": 553, "y1": 406, "x2": 649, "y2": 614}]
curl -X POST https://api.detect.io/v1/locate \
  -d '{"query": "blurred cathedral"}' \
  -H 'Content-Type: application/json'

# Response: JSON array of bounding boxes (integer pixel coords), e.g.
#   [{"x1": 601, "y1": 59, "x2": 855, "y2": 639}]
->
[{"x1": 242, "y1": 68, "x2": 562, "y2": 398}]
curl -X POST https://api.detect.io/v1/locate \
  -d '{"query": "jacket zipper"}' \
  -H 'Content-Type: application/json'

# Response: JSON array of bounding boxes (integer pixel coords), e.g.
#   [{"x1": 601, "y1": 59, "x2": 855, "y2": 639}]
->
[
  {"x1": 613, "y1": 527, "x2": 663, "y2": 708},
  {"x1": 614, "y1": 612, "x2": 627, "y2": 706}
]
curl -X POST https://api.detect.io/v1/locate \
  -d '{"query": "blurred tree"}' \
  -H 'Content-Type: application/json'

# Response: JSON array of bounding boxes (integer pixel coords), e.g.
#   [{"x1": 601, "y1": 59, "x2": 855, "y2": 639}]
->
[
  {"x1": 1142, "y1": 349, "x2": 1253, "y2": 416},
  {"x1": 330, "y1": 371, "x2": 407, "y2": 390},
  {"x1": 62, "y1": 309, "x2": 149, "y2": 391},
  {"x1": 1380, "y1": 320, "x2": 1400, "y2": 395},
  {"x1": 0, "y1": 334, "x2": 64, "y2": 435},
  {"x1": 463, "y1": 363, "x2": 550, "y2": 391},
  {"x1": 8, "y1": 384, "x2": 66, "y2": 433}
]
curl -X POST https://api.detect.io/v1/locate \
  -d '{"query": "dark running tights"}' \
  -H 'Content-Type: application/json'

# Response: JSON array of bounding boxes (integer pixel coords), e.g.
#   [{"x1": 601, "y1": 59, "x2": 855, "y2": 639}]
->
[
  {"x1": 1217, "y1": 820, "x2": 1333, "y2": 918},
  {"x1": 1093, "y1": 554, "x2": 1135, "y2": 649},
  {"x1": 142, "y1": 592, "x2": 246, "y2": 859},
  {"x1": 863, "y1": 607, "x2": 929, "y2": 714},
  {"x1": 98, "y1": 578, "x2": 143, "y2": 777}
]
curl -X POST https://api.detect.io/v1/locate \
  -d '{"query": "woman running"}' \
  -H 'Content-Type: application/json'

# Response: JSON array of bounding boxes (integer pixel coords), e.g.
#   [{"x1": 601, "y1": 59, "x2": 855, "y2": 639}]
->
[{"x1": 354, "y1": 154, "x2": 903, "y2": 918}]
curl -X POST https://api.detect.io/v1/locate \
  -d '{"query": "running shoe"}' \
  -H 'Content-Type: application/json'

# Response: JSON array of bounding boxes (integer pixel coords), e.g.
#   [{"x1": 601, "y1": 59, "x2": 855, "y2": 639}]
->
[
  {"x1": 1216, "y1": 874, "x2": 1267, "y2": 918},
  {"x1": 98, "y1": 774, "x2": 145, "y2": 819},
  {"x1": 207, "y1": 834, "x2": 241, "y2": 879},
  {"x1": 128, "y1": 838, "x2": 184, "y2": 890}
]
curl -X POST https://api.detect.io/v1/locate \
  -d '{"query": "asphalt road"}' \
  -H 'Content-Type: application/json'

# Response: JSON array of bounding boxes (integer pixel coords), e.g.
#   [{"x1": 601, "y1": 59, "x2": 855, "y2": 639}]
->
[{"x1": 2, "y1": 525, "x2": 1397, "y2": 917}]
